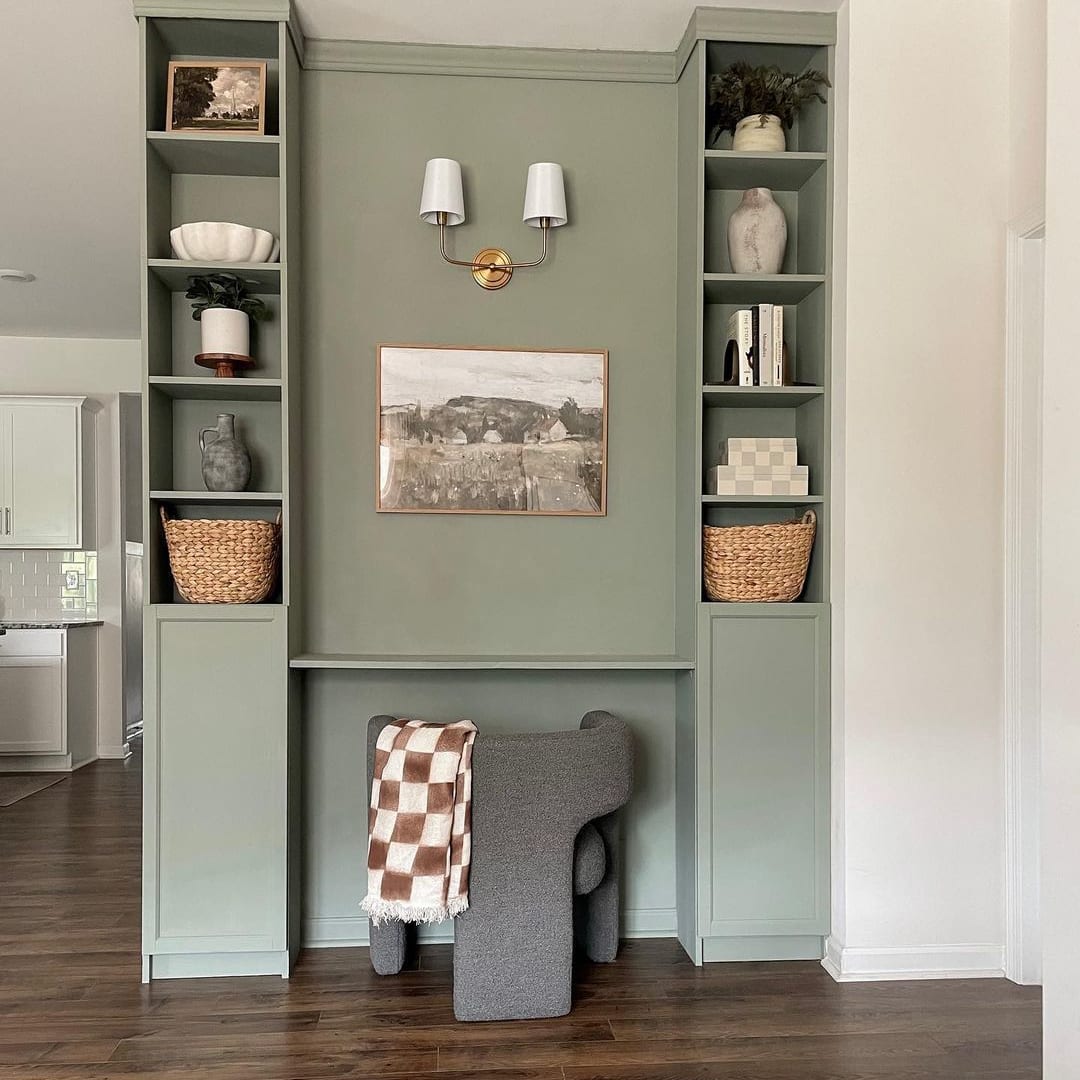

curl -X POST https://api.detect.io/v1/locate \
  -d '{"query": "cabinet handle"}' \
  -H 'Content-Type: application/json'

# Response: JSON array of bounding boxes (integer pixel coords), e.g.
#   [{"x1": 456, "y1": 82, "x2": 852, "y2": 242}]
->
[{"x1": 4, "y1": 507, "x2": 8, "y2": 535}]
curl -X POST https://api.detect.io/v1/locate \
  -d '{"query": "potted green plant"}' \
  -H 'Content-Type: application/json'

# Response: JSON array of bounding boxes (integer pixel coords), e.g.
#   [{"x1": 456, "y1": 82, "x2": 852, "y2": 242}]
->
[
  {"x1": 707, "y1": 62, "x2": 830, "y2": 151},
  {"x1": 185, "y1": 273, "x2": 270, "y2": 374}
]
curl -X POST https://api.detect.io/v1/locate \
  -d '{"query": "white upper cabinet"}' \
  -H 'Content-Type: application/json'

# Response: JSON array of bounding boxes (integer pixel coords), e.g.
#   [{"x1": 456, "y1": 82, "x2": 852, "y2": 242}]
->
[{"x1": 0, "y1": 397, "x2": 94, "y2": 549}]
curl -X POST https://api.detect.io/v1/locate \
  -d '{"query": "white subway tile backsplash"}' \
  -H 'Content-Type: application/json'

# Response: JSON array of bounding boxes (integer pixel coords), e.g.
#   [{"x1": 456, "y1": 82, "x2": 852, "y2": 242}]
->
[{"x1": 0, "y1": 549, "x2": 97, "y2": 620}]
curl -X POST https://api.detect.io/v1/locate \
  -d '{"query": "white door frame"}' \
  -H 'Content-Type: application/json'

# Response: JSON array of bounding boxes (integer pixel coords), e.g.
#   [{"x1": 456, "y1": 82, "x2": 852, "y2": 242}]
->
[{"x1": 1003, "y1": 208, "x2": 1045, "y2": 986}]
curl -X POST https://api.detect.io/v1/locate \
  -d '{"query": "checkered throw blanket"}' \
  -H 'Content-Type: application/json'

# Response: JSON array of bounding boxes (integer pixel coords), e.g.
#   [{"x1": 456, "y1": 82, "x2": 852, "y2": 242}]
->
[{"x1": 361, "y1": 718, "x2": 477, "y2": 926}]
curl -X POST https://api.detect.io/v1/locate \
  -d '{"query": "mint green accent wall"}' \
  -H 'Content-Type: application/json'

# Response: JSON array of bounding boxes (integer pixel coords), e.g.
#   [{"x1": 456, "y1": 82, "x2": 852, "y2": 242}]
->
[
  {"x1": 303, "y1": 670, "x2": 679, "y2": 940},
  {"x1": 301, "y1": 71, "x2": 678, "y2": 656}
]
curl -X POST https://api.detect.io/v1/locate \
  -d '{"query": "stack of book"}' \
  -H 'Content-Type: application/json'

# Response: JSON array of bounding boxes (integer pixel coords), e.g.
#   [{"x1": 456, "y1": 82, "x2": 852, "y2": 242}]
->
[
  {"x1": 707, "y1": 437, "x2": 809, "y2": 496},
  {"x1": 725, "y1": 305, "x2": 785, "y2": 386}
]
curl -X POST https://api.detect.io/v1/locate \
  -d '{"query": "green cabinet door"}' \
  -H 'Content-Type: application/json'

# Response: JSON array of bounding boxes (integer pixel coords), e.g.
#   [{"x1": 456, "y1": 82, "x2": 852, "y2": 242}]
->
[
  {"x1": 697, "y1": 604, "x2": 829, "y2": 960},
  {"x1": 142, "y1": 605, "x2": 291, "y2": 980}
]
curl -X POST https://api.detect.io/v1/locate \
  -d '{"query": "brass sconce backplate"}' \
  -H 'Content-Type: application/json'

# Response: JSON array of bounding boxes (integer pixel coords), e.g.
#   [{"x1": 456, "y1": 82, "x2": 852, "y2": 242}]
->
[{"x1": 471, "y1": 248, "x2": 513, "y2": 290}]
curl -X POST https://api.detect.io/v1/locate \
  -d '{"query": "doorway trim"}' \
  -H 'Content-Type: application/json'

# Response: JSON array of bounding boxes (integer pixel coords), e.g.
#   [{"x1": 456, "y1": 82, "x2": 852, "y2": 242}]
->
[{"x1": 1003, "y1": 208, "x2": 1045, "y2": 986}]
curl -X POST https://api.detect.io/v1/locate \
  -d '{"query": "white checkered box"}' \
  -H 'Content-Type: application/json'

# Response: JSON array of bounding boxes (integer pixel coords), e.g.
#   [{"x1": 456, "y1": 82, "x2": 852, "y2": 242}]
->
[
  {"x1": 720, "y1": 437, "x2": 798, "y2": 468},
  {"x1": 707, "y1": 464, "x2": 809, "y2": 496}
]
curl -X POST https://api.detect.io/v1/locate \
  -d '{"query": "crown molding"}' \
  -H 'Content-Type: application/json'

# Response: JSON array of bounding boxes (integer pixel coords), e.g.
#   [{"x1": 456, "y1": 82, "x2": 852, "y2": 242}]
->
[
  {"x1": 303, "y1": 38, "x2": 677, "y2": 82},
  {"x1": 132, "y1": 4, "x2": 835, "y2": 84}
]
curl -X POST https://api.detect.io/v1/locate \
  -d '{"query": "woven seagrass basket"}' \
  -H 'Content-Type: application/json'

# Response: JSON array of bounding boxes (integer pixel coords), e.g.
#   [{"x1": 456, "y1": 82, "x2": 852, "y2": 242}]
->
[
  {"x1": 702, "y1": 509, "x2": 816, "y2": 603},
  {"x1": 160, "y1": 507, "x2": 280, "y2": 604}
]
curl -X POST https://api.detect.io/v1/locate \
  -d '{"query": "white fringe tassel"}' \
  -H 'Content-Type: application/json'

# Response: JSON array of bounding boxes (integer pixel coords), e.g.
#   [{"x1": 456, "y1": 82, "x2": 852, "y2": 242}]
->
[{"x1": 361, "y1": 894, "x2": 470, "y2": 927}]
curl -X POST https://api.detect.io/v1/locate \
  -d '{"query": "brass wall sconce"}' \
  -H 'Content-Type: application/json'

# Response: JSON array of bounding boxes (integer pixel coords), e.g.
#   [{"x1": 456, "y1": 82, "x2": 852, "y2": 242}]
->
[{"x1": 419, "y1": 159, "x2": 568, "y2": 290}]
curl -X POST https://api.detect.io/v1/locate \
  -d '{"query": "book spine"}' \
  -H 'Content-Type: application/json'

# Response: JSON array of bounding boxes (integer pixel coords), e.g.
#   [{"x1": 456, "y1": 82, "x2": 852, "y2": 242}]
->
[
  {"x1": 772, "y1": 305, "x2": 784, "y2": 386},
  {"x1": 750, "y1": 306, "x2": 760, "y2": 385},
  {"x1": 738, "y1": 310, "x2": 754, "y2": 386},
  {"x1": 758, "y1": 303, "x2": 773, "y2": 386}
]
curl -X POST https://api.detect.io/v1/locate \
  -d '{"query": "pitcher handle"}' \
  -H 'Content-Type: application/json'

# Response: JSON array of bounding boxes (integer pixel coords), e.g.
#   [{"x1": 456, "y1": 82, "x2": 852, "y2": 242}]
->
[{"x1": 199, "y1": 427, "x2": 219, "y2": 454}]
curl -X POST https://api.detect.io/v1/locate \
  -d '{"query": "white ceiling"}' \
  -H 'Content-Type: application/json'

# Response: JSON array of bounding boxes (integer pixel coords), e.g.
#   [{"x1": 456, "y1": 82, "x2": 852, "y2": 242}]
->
[{"x1": 0, "y1": 0, "x2": 840, "y2": 340}]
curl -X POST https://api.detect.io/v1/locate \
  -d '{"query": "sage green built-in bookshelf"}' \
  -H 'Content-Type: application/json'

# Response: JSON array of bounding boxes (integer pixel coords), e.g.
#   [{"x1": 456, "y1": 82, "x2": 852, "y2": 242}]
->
[
  {"x1": 136, "y1": 1, "x2": 303, "y2": 980},
  {"x1": 674, "y1": 10, "x2": 835, "y2": 964}
]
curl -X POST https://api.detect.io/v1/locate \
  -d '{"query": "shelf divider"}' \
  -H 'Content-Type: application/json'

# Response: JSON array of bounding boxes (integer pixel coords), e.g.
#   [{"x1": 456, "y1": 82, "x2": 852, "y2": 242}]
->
[{"x1": 290, "y1": 653, "x2": 696, "y2": 671}]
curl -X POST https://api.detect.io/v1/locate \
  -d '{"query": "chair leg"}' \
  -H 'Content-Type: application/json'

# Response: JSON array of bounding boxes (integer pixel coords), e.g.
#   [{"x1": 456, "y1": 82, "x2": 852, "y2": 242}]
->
[
  {"x1": 581, "y1": 810, "x2": 621, "y2": 963},
  {"x1": 369, "y1": 919, "x2": 409, "y2": 975}
]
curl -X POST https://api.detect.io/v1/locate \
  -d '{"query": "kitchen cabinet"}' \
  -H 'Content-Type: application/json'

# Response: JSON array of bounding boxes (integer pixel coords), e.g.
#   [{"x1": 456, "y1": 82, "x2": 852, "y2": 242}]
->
[
  {"x1": 0, "y1": 627, "x2": 98, "y2": 771},
  {"x1": 0, "y1": 397, "x2": 94, "y2": 549}
]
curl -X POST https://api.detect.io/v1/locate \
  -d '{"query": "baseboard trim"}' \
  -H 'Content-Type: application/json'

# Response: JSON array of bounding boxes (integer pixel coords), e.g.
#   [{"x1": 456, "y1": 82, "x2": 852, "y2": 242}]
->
[
  {"x1": 302, "y1": 907, "x2": 678, "y2": 949},
  {"x1": 822, "y1": 938, "x2": 1006, "y2": 981},
  {"x1": 147, "y1": 950, "x2": 290, "y2": 980},
  {"x1": 703, "y1": 934, "x2": 823, "y2": 963},
  {"x1": 97, "y1": 743, "x2": 131, "y2": 760}
]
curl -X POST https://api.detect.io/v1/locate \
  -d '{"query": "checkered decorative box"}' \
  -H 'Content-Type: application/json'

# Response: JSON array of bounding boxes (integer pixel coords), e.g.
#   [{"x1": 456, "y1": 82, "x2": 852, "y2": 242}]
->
[
  {"x1": 720, "y1": 437, "x2": 798, "y2": 468},
  {"x1": 707, "y1": 464, "x2": 809, "y2": 496}
]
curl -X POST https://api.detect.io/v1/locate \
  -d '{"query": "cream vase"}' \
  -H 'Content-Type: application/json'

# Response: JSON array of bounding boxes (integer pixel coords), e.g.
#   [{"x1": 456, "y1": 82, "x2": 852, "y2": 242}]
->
[
  {"x1": 200, "y1": 307, "x2": 250, "y2": 357},
  {"x1": 727, "y1": 187, "x2": 788, "y2": 275},
  {"x1": 732, "y1": 114, "x2": 786, "y2": 152}
]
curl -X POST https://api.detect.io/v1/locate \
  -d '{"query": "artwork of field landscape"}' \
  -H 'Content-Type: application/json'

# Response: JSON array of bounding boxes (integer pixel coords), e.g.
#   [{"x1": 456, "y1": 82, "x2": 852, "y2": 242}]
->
[
  {"x1": 167, "y1": 62, "x2": 266, "y2": 134},
  {"x1": 377, "y1": 345, "x2": 608, "y2": 515}
]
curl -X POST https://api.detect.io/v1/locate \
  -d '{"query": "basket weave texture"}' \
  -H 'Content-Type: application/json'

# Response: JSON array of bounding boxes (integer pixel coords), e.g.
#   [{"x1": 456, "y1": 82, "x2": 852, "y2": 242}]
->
[
  {"x1": 160, "y1": 507, "x2": 280, "y2": 604},
  {"x1": 703, "y1": 509, "x2": 816, "y2": 603}
]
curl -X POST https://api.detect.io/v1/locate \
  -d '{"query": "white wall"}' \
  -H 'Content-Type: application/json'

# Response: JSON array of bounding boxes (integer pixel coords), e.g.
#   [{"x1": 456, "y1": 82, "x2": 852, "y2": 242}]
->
[
  {"x1": 829, "y1": 0, "x2": 1012, "y2": 979},
  {"x1": 1009, "y1": 0, "x2": 1047, "y2": 219},
  {"x1": 1040, "y1": 0, "x2": 1080, "y2": 1068},
  {"x1": 0, "y1": 337, "x2": 141, "y2": 758}
]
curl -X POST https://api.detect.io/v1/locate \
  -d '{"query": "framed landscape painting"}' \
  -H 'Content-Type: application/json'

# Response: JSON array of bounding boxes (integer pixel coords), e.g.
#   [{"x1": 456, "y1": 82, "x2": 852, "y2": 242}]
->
[
  {"x1": 166, "y1": 61, "x2": 267, "y2": 134},
  {"x1": 377, "y1": 345, "x2": 608, "y2": 515}
]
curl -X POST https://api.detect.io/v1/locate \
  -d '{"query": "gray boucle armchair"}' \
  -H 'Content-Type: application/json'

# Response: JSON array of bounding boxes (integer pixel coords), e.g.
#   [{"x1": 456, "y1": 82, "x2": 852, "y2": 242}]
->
[{"x1": 364, "y1": 711, "x2": 633, "y2": 1021}]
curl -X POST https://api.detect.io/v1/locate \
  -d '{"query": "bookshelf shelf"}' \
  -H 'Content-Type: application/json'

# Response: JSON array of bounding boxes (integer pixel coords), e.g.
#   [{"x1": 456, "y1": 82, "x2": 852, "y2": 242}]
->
[
  {"x1": 702, "y1": 385, "x2": 824, "y2": 407},
  {"x1": 704, "y1": 150, "x2": 826, "y2": 191},
  {"x1": 701, "y1": 494, "x2": 823, "y2": 506},
  {"x1": 148, "y1": 376, "x2": 283, "y2": 401},
  {"x1": 148, "y1": 260, "x2": 282, "y2": 293},
  {"x1": 147, "y1": 132, "x2": 281, "y2": 177},
  {"x1": 703, "y1": 273, "x2": 825, "y2": 304},
  {"x1": 150, "y1": 490, "x2": 283, "y2": 506}
]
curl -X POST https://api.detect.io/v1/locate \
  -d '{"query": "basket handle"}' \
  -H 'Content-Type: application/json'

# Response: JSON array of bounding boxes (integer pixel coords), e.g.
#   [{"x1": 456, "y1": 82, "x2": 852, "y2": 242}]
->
[
  {"x1": 802, "y1": 509, "x2": 817, "y2": 526},
  {"x1": 159, "y1": 506, "x2": 170, "y2": 526}
]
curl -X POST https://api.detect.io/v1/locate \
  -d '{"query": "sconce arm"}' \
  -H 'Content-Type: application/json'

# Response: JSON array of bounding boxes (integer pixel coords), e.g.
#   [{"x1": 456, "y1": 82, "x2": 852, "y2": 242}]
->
[{"x1": 437, "y1": 213, "x2": 551, "y2": 271}]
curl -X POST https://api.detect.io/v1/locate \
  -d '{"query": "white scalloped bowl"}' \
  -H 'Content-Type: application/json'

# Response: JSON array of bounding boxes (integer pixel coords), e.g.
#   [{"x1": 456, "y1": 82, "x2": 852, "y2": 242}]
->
[{"x1": 170, "y1": 222, "x2": 279, "y2": 263}]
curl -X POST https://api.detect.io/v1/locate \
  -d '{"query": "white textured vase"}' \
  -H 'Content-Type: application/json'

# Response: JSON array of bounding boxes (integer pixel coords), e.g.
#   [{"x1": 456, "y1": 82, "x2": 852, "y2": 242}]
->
[
  {"x1": 200, "y1": 307, "x2": 250, "y2": 357},
  {"x1": 727, "y1": 187, "x2": 787, "y2": 275},
  {"x1": 732, "y1": 114, "x2": 786, "y2": 152}
]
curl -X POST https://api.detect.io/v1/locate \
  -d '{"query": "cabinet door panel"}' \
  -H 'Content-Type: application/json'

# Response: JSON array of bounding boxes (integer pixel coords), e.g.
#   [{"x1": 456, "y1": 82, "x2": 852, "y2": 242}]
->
[
  {"x1": 0, "y1": 659, "x2": 64, "y2": 753},
  {"x1": 700, "y1": 607, "x2": 829, "y2": 938},
  {"x1": 7, "y1": 403, "x2": 80, "y2": 548},
  {"x1": 144, "y1": 607, "x2": 287, "y2": 954}
]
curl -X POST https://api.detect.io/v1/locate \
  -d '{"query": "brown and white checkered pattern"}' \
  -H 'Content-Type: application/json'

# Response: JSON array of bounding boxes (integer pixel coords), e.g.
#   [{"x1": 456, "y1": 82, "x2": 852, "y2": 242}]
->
[{"x1": 360, "y1": 718, "x2": 476, "y2": 926}]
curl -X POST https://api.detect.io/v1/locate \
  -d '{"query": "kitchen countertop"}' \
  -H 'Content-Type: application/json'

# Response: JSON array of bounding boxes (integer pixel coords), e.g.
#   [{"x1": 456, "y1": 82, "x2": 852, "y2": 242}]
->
[{"x1": 0, "y1": 620, "x2": 104, "y2": 630}]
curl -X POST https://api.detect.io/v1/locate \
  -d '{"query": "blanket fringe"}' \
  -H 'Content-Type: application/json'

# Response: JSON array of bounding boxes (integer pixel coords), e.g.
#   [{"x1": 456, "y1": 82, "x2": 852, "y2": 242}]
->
[{"x1": 361, "y1": 894, "x2": 470, "y2": 927}]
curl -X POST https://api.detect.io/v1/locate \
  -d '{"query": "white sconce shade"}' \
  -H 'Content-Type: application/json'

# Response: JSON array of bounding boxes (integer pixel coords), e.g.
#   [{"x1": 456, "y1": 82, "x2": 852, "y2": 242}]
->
[
  {"x1": 419, "y1": 158, "x2": 465, "y2": 225},
  {"x1": 522, "y1": 162, "x2": 567, "y2": 227}
]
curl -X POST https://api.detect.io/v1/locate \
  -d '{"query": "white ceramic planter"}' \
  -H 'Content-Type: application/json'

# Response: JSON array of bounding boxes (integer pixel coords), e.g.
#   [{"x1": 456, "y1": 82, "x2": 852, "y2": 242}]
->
[
  {"x1": 200, "y1": 307, "x2": 250, "y2": 357},
  {"x1": 732, "y1": 114, "x2": 786, "y2": 152}
]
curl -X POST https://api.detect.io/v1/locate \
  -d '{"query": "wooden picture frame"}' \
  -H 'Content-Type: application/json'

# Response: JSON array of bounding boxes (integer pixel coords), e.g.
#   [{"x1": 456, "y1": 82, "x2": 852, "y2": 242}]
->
[
  {"x1": 376, "y1": 344, "x2": 609, "y2": 516},
  {"x1": 166, "y1": 60, "x2": 267, "y2": 135}
]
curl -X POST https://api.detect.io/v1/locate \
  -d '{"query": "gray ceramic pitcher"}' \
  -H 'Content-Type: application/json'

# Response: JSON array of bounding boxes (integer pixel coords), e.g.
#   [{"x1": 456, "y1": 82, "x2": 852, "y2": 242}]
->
[{"x1": 199, "y1": 413, "x2": 251, "y2": 492}]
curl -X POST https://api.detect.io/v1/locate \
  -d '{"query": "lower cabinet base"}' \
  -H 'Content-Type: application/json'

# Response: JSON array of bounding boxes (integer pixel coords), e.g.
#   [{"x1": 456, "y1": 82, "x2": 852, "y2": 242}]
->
[
  {"x1": 143, "y1": 949, "x2": 291, "y2": 982},
  {"x1": 0, "y1": 752, "x2": 96, "y2": 773},
  {"x1": 702, "y1": 934, "x2": 824, "y2": 963}
]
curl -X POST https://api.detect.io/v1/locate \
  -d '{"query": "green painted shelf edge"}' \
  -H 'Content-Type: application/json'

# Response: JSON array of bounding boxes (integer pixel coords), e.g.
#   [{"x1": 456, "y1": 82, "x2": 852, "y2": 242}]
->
[
  {"x1": 702, "y1": 494, "x2": 824, "y2": 506},
  {"x1": 148, "y1": 376, "x2": 283, "y2": 401},
  {"x1": 704, "y1": 150, "x2": 827, "y2": 191},
  {"x1": 148, "y1": 260, "x2": 282, "y2": 292},
  {"x1": 703, "y1": 274, "x2": 826, "y2": 304},
  {"x1": 290, "y1": 654, "x2": 696, "y2": 671},
  {"x1": 702, "y1": 385, "x2": 824, "y2": 407},
  {"x1": 150, "y1": 490, "x2": 283, "y2": 504},
  {"x1": 146, "y1": 132, "x2": 281, "y2": 177}
]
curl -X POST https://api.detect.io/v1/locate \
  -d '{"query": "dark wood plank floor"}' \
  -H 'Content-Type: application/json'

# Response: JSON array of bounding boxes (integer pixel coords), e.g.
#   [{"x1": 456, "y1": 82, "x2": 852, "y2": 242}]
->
[{"x1": 0, "y1": 748, "x2": 1041, "y2": 1079}]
